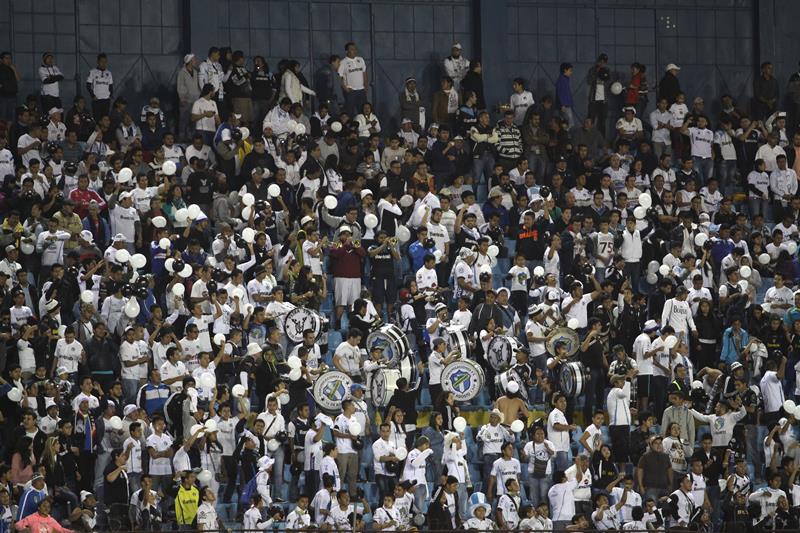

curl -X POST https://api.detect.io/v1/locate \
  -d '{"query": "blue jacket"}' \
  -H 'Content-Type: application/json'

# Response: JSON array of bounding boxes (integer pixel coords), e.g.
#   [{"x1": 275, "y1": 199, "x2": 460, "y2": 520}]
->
[
  {"x1": 17, "y1": 487, "x2": 46, "y2": 520},
  {"x1": 136, "y1": 382, "x2": 171, "y2": 417},
  {"x1": 409, "y1": 240, "x2": 436, "y2": 271},
  {"x1": 556, "y1": 74, "x2": 574, "y2": 108},
  {"x1": 720, "y1": 327, "x2": 749, "y2": 365}
]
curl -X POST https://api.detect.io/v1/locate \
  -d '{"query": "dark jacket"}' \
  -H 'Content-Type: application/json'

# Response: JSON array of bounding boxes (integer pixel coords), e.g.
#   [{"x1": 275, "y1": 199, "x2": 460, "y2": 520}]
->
[
  {"x1": 658, "y1": 72, "x2": 681, "y2": 104},
  {"x1": 0, "y1": 64, "x2": 18, "y2": 97},
  {"x1": 461, "y1": 70, "x2": 485, "y2": 109}
]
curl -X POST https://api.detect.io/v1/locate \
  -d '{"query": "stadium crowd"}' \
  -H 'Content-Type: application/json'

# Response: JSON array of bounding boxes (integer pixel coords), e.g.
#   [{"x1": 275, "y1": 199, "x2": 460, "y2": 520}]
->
[{"x1": 0, "y1": 42, "x2": 798, "y2": 533}]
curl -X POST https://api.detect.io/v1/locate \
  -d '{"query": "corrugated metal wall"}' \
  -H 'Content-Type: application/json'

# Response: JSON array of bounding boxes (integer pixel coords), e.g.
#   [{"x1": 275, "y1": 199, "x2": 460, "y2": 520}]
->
[{"x1": 2, "y1": 0, "x2": 799, "y2": 131}]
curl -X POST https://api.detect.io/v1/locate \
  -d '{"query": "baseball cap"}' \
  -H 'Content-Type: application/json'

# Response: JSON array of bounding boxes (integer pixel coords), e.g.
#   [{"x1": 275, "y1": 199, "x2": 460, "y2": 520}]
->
[
  {"x1": 488, "y1": 186, "x2": 504, "y2": 198},
  {"x1": 299, "y1": 216, "x2": 314, "y2": 226},
  {"x1": 183, "y1": 53, "x2": 195, "y2": 64},
  {"x1": 730, "y1": 361, "x2": 743, "y2": 372},
  {"x1": 452, "y1": 43, "x2": 462, "y2": 49},
  {"x1": 350, "y1": 383, "x2": 365, "y2": 394},
  {"x1": 123, "y1": 404, "x2": 138, "y2": 416},
  {"x1": 112, "y1": 233, "x2": 127, "y2": 243},
  {"x1": 665, "y1": 63, "x2": 680, "y2": 71}
]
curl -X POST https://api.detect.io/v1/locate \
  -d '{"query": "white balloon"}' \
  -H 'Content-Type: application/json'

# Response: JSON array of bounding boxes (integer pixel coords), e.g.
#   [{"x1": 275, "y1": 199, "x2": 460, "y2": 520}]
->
[
  {"x1": 117, "y1": 167, "x2": 133, "y2": 183},
  {"x1": 190, "y1": 424, "x2": 205, "y2": 436},
  {"x1": 175, "y1": 208, "x2": 189, "y2": 223},
  {"x1": 510, "y1": 420, "x2": 525, "y2": 433},
  {"x1": 213, "y1": 333, "x2": 226, "y2": 345},
  {"x1": 232, "y1": 384, "x2": 246, "y2": 398},
  {"x1": 331, "y1": 121, "x2": 343, "y2": 132},
  {"x1": 108, "y1": 416, "x2": 123, "y2": 431},
  {"x1": 130, "y1": 254, "x2": 147, "y2": 269},
  {"x1": 394, "y1": 447, "x2": 408, "y2": 460},
  {"x1": 268, "y1": 184, "x2": 281, "y2": 198},
  {"x1": 739, "y1": 265, "x2": 752, "y2": 278},
  {"x1": 793, "y1": 405, "x2": 800, "y2": 419},
  {"x1": 267, "y1": 439, "x2": 280, "y2": 452},
  {"x1": 162, "y1": 160, "x2": 177, "y2": 176},
  {"x1": 7, "y1": 388, "x2": 21, "y2": 402},
  {"x1": 197, "y1": 469, "x2": 213, "y2": 485},
  {"x1": 324, "y1": 195, "x2": 338, "y2": 210},
  {"x1": 288, "y1": 367, "x2": 302, "y2": 381},
  {"x1": 164, "y1": 258, "x2": 175, "y2": 273},
  {"x1": 232, "y1": 287, "x2": 245, "y2": 300},
  {"x1": 785, "y1": 400, "x2": 797, "y2": 412},
  {"x1": 664, "y1": 336, "x2": 678, "y2": 349},
  {"x1": 349, "y1": 421, "x2": 362, "y2": 436},
  {"x1": 759, "y1": 253, "x2": 771, "y2": 265},
  {"x1": 159, "y1": 237, "x2": 171, "y2": 250},
  {"x1": 152, "y1": 216, "x2": 167, "y2": 228},
  {"x1": 187, "y1": 204, "x2": 201, "y2": 220},
  {"x1": 81, "y1": 290, "x2": 94, "y2": 303},
  {"x1": 659, "y1": 264, "x2": 670, "y2": 276},
  {"x1": 433, "y1": 249, "x2": 443, "y2": 263},
  {"x1": 396, "y1": 225, "x2": 411, "y2": 243},
  {"x1": 399, "y1": 194, "x2": 414, "y2": 207},
  {"x1": 633, "y1": 206, "x2": 647, "y2": 219},
  {"x1": 242, "y1": 227, "x2": 256, "y2": 243},
  {"x1": 567, "y1": 318, "x2": 580, "y2": 329},
  {"x1": 295, "y1": 124, "x2": 306, "y2": 135},
  {"x1": 239, "y1": 127, "x2": 250, "y2": 140},
  {"x1": 533, "y1": 266, "x2": 545, "y2": 277},
  {"x1": 242, "y1": 206, "x2": 253, "y2": 219},
  {"x1": 694, "y1": 233, "x2": 708, "y2": 247},
  {"x1": 453, "y1": 417, "x2": 467, "y2": 432},
  {"x1": 647, "y1": 260, "x2": 660, "y2": 274},
  {"x1": 287, "y1": 355, "x2": 302, "y2": 369},
  {"x1": 738, "y1": 280, "x2": 748, "y2": 291},
  {"x1": 364, "y1": 213, "x2": 378, "y2": 229},
  {"x1": 286, "y1": 119, "x2": 298, "y2": 133},
  {"x1": 242, "y1": 193, "x2": 255, "y2": 206},
  {"x1": 638, "y1": 193, "x2": 652, "y2": 209},
  {"x1": 244, "y1": 303, "x2": 254, "y2": 316},
  {"x1": 789, "y1": 241, "x2": 799, "y2": 255},
  {"x1": 20, "y1": 241, "x2": 34, "y2": 254},
  {"x1": 199, "y1": 372, "x2": 216, "y2": 389},
  {"x1": 646, "y1": 272, "x2": 658, "y2": 284},
  {"x1": 124, "y1": 298, "x2": 140, "y2": 318},
  {"x1": 610, "y1": 81, "x2": 623, "y2": 95},
  {"x1": 179, "y1": 264, "x2": 193, "y2": 278},
  {"x1": 487, "y1": 245, "x2": 499, "y2": 258},
  {"x1": 115, "y1": 249, "x2": 130, "y2": 263},
  {"x1": 279, "y1": 393, "x2": 290, "y2": 405}
]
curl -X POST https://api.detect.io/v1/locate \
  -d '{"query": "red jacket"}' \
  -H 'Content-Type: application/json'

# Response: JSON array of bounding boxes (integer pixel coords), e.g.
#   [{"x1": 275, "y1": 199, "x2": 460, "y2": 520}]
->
[{"x1": 329, "y1": 244, "x2": 365, "y2": 278}]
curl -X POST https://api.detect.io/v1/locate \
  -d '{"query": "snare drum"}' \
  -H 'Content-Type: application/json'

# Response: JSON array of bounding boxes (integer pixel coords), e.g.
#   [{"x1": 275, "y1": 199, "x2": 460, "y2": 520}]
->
[
  {"x1": 446, "y1": 326, "x2": 472, "y2": 359},
  {"x1": 285, "y1": 307, "x2": 324, "y2": 343},
  {"x1": 486, "y1": 336, "x2": 521, "y2": 371},
  {"x1": 370, "y1": 368, "x2": 401, "y2": 407},
  {"x1": 560, "y1": 361, "x2": 590, "y2": 397},
  {"x1": 367, "y1": 324, "x2": 412, "y2": 366},
  {"x1": 494, "y1": 369, "x2": 529, "y2": 401},
  {"x1": 441, "y1": 359, "x2": 485, "y2": 401}
]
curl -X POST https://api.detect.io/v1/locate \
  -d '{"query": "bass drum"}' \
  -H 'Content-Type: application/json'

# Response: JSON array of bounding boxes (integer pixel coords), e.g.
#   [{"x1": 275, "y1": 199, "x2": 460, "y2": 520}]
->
[
  {"x1": 546, "y1": 327, "x2": 580, "y2": 357},
  {"x1": 370, "y1": 368, "x2": 401, "y2": 407},
  {"x1": 560, "y1": 361, "x2": 590, "y2": 397},
  {"x1": 486, "y1": 336, "x2": 521, "y2": 371},
  {"x1": 446, "y1": 326, "x2": 472, "y2": 359},
  {"x1": 494, "y1": 369, "x2": 529, "y2": 401},
  {"x1": 311, "y1": 371, "x2": 354, "y2": 414},
  {"x1": 284, "y1": 307, "x2": 323, "y2": 343},
  {"x1": 441, "y1": 359, "x2": 485, "y2": 401},
  {"x1": 367, "y1": 324, "x2": 411, "y2": 367}
]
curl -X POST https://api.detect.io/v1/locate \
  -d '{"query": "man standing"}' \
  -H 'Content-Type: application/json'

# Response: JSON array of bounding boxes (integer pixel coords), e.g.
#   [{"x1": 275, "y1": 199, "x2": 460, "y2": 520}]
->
[
  {"x1": 443, "y1": 43, "x2": 469, "y2": 91},
  {"x1": 586, "y1": 53, "x2": 610, "y2": 135},
  {"x1": 316, "y1": 55, "x2": 343, "y2": 117},
  {"x1": 338, "y1": 42, "x2": 367, "y2": 116},
  {"x1": 199, "y1": 47, "x2": 226, "y2": 115},
  {"x1": 39, "y1": 52, "x2": 64, "y2": 112},
  {"x1": 555, "y1": 63, "x2": 575, "y2": 129},
  {"x1": 658, "y1": 63, "x2": 681, "y2": 104},
  {"x1": 0, "y1": 51, "x2": 20, "y2": 121},
  {"x1": 753, "y1": 61, "x2": 779, "y2": 121},
  {"x1": 86, "y1": 53, "x2": 113, "y2": 120},
  {"x1": 177, "y1": 54, "x2": 201, "y2": 142}
]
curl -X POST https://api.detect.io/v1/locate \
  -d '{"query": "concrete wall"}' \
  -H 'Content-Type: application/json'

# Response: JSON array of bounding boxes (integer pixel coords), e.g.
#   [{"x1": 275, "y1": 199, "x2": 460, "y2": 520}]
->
[{"x1": 0, "y1": 0, "x2": 795, "y2": 131}]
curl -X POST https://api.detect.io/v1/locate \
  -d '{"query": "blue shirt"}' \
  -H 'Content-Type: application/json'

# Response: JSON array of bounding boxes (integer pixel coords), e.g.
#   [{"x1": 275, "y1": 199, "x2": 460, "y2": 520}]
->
[
  {"x1": 720, "y1": 327, "x2": 749, "y2": 365},
  {"x1": 17, "y1": 487, "x2": 46, "y2": 520}
]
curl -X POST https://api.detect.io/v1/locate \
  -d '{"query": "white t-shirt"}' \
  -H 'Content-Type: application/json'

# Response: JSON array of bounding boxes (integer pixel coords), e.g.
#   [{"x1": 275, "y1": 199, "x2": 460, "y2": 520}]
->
[
  {"x1": 543, "y1": 247, "x2": 560, "y2": 279},
  {"x1": 54, "y1": 338, "x2": 83, "y2": 374},
  {"x1": 87, "y1": 68, "x2": 113, "y2": 99},
  {"x1": 338, "y1": 56, "x2": 367, "y2": 90},
  {"x1": 688, "y1": 127, "x2": 714, "y2": 158},
  {"x1": 146, "y1": 432, "x2": 174, "y2": 475},
  {"x1": 562, "y1": 293, "x2": 593, "y2": 328},
  {"x1": 191, "y1": 98, "x2": 218, "y2": 132},
  {"x1": 760, "y1": 370, "x2": 784, "y2": 413},
  {"x1": 491, "y1": 457, "x2": 522, "y2": 495},
  {"x1": 547, "y1": 408, "x2": 570, "y2": 452}
]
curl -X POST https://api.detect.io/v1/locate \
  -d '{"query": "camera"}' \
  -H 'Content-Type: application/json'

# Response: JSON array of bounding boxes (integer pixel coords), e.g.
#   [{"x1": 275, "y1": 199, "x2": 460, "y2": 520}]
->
[
  {"x1": 703, "y1": 240, "x2": 712, "y2": 251},
  {"x1": 275, "y1": 431, "x2": 288, "y2": 443},
  {"x1": 423, "y1": 238, "x2": 435, "y2": 249}
]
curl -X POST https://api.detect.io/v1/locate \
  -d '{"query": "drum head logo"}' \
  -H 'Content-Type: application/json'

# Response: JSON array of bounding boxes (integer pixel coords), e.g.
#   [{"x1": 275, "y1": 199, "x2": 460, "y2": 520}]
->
[
  {"x1": 442, "y1": 361, "x2": 483, "y2": 401},
  {"x1": 312, "y1": 371, "x2": 353, "y2": 412}
]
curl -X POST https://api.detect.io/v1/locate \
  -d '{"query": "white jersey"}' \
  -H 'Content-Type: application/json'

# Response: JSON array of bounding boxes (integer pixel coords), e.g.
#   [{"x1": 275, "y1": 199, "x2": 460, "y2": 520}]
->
[{"x1": 86, "y1": 68, "x2": 113, "y2": 99}]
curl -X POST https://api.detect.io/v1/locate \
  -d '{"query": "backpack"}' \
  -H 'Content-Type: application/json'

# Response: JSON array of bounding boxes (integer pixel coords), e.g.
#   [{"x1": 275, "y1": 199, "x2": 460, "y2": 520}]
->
[{"x1": 164, "y1": 391, "x2": 187, "y2": 436}]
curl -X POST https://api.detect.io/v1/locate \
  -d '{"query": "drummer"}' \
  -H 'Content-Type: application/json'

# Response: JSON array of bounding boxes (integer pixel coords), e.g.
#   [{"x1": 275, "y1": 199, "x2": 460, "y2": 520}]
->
[
  {"x1": 425, "y1": 303, "x2": 450, "y2": 350},
  {"x1": 546, "y1": 340, "x2": 577, "y2": 423},
  {"x1": 287, "y1": 328, "x2": 324, "y2": 374},
  {"x1": 363, "y1": 344, "x2": 389, "y2": 403}
]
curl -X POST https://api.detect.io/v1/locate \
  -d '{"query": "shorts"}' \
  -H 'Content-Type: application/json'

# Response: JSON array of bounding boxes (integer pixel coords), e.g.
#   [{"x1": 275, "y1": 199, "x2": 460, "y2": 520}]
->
[
  {"x1": 371, "y1": 276, "x2": 397, "y2": 305},
  {"x1": 637, "y1": 375, "x2": 652, "y2": 397},
  {"x1": 334, "y1": 277, "x2": 361, "y2": 307}
]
